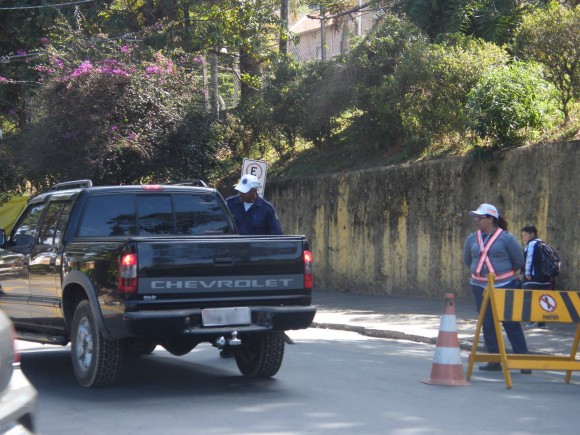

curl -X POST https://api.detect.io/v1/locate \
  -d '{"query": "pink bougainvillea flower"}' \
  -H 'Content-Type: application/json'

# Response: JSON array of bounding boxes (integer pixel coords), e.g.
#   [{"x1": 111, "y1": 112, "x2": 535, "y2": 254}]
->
[
  {"x1": 34, "y1": 65, "x2": 54, "y2": 74},
  {"x1": 70, "y1": 60, "x2": 93, "y2": 78},
  {"x1": 145, "y1": 65, "x2": 162, "y2": 75},
  {"x1": 98, "y1": 59, "x2": 131, "y2": 76},
  {"x1": 50, "y1": 57, "x2": 64, "y2": 69}
]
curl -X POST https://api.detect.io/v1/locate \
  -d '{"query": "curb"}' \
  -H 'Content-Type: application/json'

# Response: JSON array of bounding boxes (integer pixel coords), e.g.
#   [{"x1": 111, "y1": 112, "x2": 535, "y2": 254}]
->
[
  {"x1": 311, "y1": 319, "x2": 567, "y2": 355},
  {"x1": 311, "y1": 321, "x2": 481, "y2": 351}
]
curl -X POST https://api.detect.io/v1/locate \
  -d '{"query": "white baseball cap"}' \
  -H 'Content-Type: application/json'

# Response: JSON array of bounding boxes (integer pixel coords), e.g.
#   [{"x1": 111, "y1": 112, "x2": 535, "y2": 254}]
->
[
  {"x1": 469, "y1": 203, "x2": 499, "y2": 219},
  {"x1": 234, "y1": 174, "x2": 261, "y2": 193}
]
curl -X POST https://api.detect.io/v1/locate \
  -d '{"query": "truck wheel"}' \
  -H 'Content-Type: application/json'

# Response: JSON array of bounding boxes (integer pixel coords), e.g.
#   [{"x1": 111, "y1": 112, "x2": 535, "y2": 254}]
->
[
  {"x1": 235, "y1": 332, "x2": 285, "y2": 378},
  {"x1": 71, "y1": 300, "x2": 124, "y2": 387}
]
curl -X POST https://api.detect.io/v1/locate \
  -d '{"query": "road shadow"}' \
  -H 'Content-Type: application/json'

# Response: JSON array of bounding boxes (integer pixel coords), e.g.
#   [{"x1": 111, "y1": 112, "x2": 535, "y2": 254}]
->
[{"x1": 19, "y1": 344, "x2": 284, "y2": 401}]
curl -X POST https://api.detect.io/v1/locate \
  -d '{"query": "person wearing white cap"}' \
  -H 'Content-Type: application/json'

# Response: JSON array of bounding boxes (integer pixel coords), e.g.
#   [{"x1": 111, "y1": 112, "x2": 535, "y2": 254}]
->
[
  {"x1": 221, "y1": 174, "x2": 283, "y2": 358},
  {"x1": 463, "y1": 203, "x2": 531, "y2": 373},
  {"x1": 226, "y1": 174, "x2": 283, "y2": 236}
]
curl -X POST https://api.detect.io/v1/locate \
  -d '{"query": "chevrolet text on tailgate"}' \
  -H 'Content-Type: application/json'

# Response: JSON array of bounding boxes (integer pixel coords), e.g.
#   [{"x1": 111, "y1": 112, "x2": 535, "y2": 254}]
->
[{"x1": 0, "y1": 180, "x2": 316, "y2": 387}]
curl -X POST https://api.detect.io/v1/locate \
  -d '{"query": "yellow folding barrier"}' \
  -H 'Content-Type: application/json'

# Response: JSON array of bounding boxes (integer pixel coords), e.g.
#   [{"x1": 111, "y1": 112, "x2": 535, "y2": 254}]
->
[{"x1": 466, "y1": 274, "x2": 580, "y2": 388}]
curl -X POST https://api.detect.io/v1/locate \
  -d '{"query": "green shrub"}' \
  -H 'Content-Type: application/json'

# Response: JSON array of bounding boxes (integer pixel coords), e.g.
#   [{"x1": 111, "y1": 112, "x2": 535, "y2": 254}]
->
[
  {"x1": 393, "y1": 36, "x2": 508, "y2": 146},
  {"x1": 466, "y1": 61, "x2": 562, "y2": 146}
]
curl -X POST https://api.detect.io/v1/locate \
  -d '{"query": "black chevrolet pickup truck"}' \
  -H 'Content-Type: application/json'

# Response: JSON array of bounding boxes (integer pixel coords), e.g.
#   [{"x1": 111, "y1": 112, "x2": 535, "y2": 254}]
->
[{"x1": 0, "y1": 180, "x2": 315, "y2": 387}]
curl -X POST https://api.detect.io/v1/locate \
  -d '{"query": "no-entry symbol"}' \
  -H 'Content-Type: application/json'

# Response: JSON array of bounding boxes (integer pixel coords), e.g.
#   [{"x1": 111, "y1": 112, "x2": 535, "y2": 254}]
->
[{"x1": 539, "y1": 294, "x2": 557, "y2": 313}]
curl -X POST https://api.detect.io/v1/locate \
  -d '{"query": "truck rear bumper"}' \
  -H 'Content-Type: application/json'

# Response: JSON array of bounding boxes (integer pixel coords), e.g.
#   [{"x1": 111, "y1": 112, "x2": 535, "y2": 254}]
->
[{"x1": 122, "y1": 306, "x2": 317, "y2": 338}]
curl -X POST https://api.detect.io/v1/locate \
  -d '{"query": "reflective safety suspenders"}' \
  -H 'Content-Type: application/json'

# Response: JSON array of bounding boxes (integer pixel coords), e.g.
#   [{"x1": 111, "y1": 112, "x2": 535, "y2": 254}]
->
[{"x1": 471, "y1": 228, "x2": 515, "y2": 282}]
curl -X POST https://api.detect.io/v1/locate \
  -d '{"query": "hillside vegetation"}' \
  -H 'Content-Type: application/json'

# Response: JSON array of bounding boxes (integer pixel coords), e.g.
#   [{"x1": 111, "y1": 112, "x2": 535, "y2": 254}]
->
[{"x1": 1, "y1": 1, "x2": 579, "y2": 197}]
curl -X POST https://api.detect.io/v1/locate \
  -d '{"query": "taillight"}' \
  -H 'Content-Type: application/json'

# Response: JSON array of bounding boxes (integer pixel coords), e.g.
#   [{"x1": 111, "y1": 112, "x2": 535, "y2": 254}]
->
[
  {"x1": 118, "y1": 252, "x2": 138, "y2": 293},
  {"x1": 304, "y1": 250, "x2": 313, "y2": 290}
]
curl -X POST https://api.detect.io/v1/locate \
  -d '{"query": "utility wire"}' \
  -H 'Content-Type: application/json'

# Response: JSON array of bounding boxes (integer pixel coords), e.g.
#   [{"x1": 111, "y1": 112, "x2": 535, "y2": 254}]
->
[{"x1": 0, "y1": 0, "x2": 95, "y2": 10}]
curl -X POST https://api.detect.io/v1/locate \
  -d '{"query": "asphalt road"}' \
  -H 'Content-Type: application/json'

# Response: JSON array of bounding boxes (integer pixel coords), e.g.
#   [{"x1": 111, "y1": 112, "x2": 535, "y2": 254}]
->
[{"x1": 18, "y1": 329, "x2": 580, "y2": 435}]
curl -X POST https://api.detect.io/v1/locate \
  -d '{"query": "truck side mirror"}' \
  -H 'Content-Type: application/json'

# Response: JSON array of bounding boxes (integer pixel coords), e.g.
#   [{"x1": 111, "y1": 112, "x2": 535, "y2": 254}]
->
[
  {"x1": 13, "y1": 233, "x2": 34, "y2": 249},
  {"x1": 0, "y1": 229, "x2": 5, "y2": 247}
]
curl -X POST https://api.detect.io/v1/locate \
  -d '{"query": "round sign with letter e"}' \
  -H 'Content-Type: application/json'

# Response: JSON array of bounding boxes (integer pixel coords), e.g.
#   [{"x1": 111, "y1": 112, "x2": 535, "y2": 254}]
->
[{"x1": 242, "y1": 159, "x2": 268, "y2": 196}]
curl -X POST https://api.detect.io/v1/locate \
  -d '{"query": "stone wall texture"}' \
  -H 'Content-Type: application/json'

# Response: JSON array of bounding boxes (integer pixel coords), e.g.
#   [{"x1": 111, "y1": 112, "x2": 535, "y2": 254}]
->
[{"x1": 267, "y1": 141, "x2": 580, "y2": 298}]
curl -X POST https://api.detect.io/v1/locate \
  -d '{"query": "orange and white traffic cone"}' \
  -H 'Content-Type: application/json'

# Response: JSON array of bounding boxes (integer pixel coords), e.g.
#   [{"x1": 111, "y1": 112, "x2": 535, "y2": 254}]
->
[{"x1": 422, "y1": 293, "x2": 470, "y2": 386}]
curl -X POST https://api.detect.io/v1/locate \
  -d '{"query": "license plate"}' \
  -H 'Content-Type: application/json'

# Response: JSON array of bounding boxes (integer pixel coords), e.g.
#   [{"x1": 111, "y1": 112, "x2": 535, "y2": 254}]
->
[{"x1": 202, "y1": 307, "x2": 251, "y2": 327}]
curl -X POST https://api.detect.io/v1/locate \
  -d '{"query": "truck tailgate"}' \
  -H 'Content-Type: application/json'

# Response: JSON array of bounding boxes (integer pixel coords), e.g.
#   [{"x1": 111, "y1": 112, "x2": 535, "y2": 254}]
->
[{"x1": 134, "y1": 235, "x2": 310, "y2": 308}]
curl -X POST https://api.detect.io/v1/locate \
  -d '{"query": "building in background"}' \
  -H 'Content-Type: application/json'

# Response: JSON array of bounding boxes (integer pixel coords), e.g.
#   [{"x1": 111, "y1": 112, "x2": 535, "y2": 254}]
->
[{"x1": 289, "y1": 8, "x2": 380, "y2": 62}]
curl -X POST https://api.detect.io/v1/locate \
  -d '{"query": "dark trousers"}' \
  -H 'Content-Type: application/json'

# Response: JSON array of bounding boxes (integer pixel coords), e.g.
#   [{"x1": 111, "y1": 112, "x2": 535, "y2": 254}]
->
[
  {"x1": 523, "y1": 281, "x2": 552, "y2": 326},
  {"x1": 472, "y1": 282, "x2": 529, "y2": 354}
]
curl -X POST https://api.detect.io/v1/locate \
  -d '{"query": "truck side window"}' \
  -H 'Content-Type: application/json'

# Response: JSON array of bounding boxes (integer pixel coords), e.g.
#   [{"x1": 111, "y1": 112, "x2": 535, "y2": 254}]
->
[
  {"x1": 53, "y1": 202, "x2": 72, "y2": 245},
  {"x1": 137, "y1": 195, "x2": 173, "y2": 235},
  {"x1": 10, "y1": 203, "x2": 46, "y2": 250},
  {"x1": 78, "y1": 195, "x2": 137, "y2": 237},
  {"x1": 174, "y1": 194, "x2": 233, "y2": 235},
  {"x1": 37, "y1": 202, "x2": 66, "y2": 246}
]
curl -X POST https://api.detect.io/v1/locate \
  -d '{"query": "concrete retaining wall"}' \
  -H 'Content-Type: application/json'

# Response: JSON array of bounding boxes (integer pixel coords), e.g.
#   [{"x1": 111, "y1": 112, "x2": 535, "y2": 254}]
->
[{"x1": 268, "y1": 141, "x2": 580, "y2": 298}]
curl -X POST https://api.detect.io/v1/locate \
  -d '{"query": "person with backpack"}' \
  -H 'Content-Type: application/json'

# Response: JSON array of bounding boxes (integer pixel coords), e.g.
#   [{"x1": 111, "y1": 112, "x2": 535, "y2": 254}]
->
[
  {"x1": 463, "y1": 204, "x2": 531, "y2": 373},
  {"x1": 520, "y1": 225, "x2": 560, "y2": 329}
]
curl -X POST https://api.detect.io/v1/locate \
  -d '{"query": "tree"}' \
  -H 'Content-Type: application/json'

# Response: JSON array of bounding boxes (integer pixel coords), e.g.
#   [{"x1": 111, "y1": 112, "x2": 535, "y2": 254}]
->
[
  {"x1": 70, "y1": 1, "x2": 285, "y2": 106},
  {"x1": 295, "y1": 60, "x2": 356, "y2": 148},
  {"x1": 467, "y1": 61, "x2": 561, "y2": 146},
  {"x1": 18, "y1": 34, "x2": 217, "y2": 187},
  {"x1": 393, "y1": 35, "x2": 508, "y2": 146},
  {"x1": 261, "y1": 58, "x2": 306, "y2": 151},
  {"x1": 389, "y1": 0, "x2": 544, "y2": 44},
  {"x1": 0, "y1": 0, "x2": 111, "y2": 129},
  {"x1": 0, "y1": 144, "x2": 25, "y2": 203},
  {"x1": 513, "y1": 2, "x2": 580, "y2": 123},
  {"x1": 346, "y1": 14, "x2": 427, "y2": 143},
  {"x1": 280, "y1": 0, "x2": 289, "y2": 54}
]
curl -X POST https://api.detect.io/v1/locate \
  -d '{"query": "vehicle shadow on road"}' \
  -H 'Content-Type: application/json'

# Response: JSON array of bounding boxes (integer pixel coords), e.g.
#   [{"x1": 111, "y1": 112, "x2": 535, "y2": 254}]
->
[{"x1": 19, "y1": 345, "x2": 282, "y2": 400}]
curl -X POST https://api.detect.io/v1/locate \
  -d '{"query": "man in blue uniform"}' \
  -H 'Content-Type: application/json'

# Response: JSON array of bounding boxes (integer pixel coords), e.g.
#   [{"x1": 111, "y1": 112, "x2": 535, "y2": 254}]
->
[
  {"x1": 226, "y1": 174, "x2": 283, "y2": 236},
  {"x1": 221, "y1": 174, "x2": 283, "y2": 358}
]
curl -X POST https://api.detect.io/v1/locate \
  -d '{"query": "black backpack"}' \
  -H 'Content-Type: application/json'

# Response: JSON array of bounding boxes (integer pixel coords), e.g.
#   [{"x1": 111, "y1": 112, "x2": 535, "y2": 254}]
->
[{"x1": 536, "y1": 241, "x2": 561, "y2": 277}]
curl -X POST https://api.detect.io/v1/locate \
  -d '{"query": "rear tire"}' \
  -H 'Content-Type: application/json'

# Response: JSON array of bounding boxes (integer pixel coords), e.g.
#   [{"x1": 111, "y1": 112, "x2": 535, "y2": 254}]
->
[
  {"x1": 71, "y1": 300, "x2": 124, "y2": 387},
  {"x1": 235, "y1": 332, "x2": 285, "y2": 378}
]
